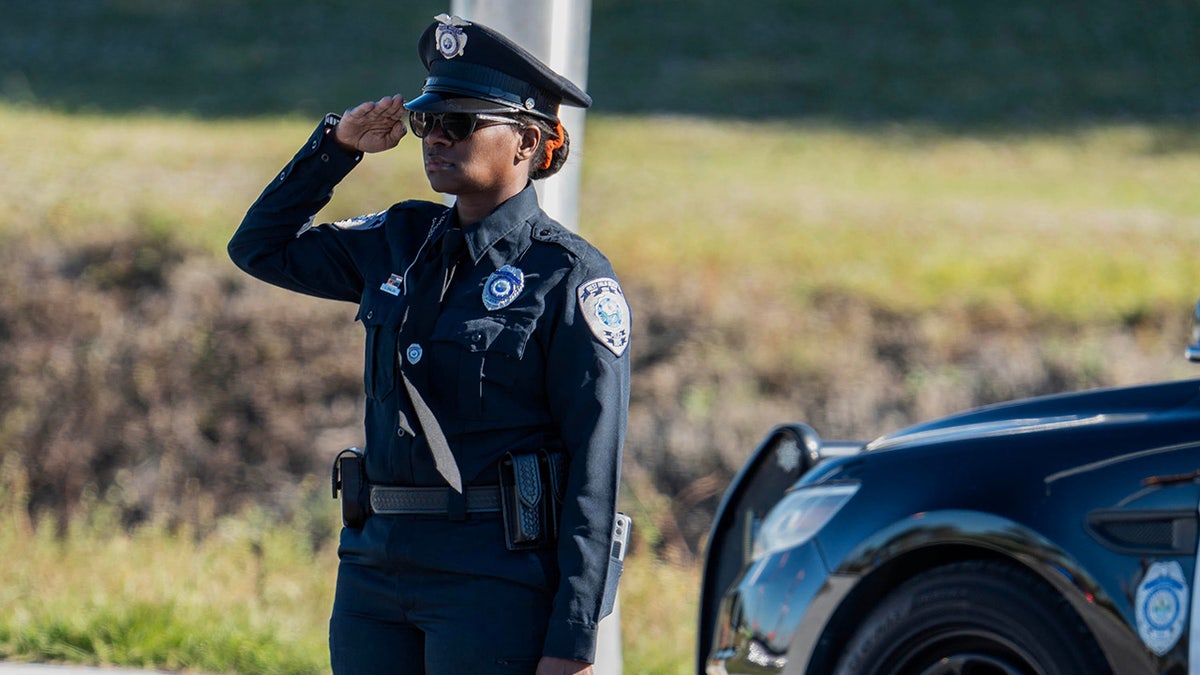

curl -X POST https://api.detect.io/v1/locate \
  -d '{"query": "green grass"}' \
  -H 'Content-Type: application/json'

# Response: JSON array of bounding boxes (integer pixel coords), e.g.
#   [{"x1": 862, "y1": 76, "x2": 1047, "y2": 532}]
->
[
  {"x1": 581, "y1": 116, "x2": 1200, "y2": 326},
  {"x1": 4, "y1": 2, "x2": 1199, "y2": 671},
  {"x1": 8, "y1": 103, "x2": 1195, "y2": 328},
  {"x1": 0, "y1": 458, "x2": 698, "y2": 674}
]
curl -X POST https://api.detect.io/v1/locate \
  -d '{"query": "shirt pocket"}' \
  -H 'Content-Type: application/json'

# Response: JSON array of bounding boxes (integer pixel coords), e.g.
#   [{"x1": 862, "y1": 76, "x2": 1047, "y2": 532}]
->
[
  {"x1": 357, "y1": 300, "x2": 403, "y2": 401},
  {"x1": 432, "y1": 313, "x2": 535, "y2": 420}
]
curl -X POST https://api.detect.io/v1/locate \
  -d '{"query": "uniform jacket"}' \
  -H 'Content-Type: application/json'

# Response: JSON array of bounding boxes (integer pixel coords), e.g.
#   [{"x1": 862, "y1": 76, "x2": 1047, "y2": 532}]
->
[{"x1": 228, "y1": 115, "x2": 631, "y2": 662}]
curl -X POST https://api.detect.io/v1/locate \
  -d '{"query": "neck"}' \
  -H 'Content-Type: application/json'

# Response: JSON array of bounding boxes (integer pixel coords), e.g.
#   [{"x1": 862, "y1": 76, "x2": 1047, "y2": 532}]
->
[{"x1": 453, "y1": 181, "x2": 528, "y2": 226}]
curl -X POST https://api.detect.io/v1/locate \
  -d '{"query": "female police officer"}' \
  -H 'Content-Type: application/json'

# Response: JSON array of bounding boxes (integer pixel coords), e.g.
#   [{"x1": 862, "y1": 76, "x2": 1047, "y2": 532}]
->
[{"x1": 228, "y1": 14, "x2": 630, "y2": 675}]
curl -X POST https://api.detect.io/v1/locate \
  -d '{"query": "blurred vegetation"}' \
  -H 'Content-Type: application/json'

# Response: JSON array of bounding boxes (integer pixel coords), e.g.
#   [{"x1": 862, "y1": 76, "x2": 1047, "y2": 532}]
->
[
  {"x1": 1, "y1": 0, "x2": 1199, "y2": 672},
  {"x1": 0, "y1": 455, "x2": 697, "y2": 674},
  {"x1": 3, "y1": 0, "x2": 1198, "y2": 124}
]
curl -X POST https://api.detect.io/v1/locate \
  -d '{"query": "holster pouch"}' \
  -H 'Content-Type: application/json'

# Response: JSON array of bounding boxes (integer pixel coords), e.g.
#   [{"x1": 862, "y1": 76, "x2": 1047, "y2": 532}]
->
[
  {"x1": 499, "y1": 449, "x2": 566, "y2": 551},
  {"x1": 332, "y1": 447, "x2": 368, "y2": 529}
]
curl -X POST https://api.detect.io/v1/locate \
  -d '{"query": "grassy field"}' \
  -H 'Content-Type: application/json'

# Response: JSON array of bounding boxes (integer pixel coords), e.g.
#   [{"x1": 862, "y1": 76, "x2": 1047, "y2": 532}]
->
[
  {"x1": 3, "y1": 0, "x2": 1200, "y2": 671},
  {"x1": 2, "y1": 102, "x2": 1198, "y2": 672},
  {"x1": 5, "y1": 104, "x2": 1199, "y2": 327},
  {"x1": 0, "y1": 456, "x2": 698, "y2": 675}
]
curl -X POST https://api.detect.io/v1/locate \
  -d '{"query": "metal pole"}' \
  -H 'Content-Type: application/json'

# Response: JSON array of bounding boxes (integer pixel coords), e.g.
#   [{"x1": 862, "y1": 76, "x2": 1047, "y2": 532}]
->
[
  {"x1": 449, "y1": 0, "x2": 590, "y2": 234},
  {"x1": 446, "y1": 2, "x2": 620, "y2": 673}
]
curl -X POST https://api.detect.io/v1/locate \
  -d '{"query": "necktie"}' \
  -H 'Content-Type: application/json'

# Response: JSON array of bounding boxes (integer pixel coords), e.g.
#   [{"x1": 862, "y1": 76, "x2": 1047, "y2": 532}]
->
[{"x1": 399, "y1": 223, "x2": 467, "y2": 492}]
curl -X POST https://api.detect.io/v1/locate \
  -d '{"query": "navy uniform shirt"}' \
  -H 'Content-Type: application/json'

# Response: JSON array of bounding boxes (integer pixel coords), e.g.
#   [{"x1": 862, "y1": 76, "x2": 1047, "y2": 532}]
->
[{"x1": 228, "y1": 116, "x2": 631, "y2": 662}]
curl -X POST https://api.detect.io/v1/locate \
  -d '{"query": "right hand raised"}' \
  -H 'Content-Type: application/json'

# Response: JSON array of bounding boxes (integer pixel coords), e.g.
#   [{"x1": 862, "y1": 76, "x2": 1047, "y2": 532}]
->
[{"x1": 334, "y1": 95, "x2": 408, "y2": 154}]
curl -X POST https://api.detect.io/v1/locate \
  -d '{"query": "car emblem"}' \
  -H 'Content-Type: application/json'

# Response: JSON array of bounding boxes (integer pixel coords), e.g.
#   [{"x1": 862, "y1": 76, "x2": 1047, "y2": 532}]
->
[{"x1": 776, "y1": 439, "x2": 801, "y2": 473}]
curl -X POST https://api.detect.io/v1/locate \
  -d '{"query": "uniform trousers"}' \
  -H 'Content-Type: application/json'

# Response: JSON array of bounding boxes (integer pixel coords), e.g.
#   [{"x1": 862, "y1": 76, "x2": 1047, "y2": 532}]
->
[{"x1": 329, "y1": 511, "x2": 556, "y2": 675}]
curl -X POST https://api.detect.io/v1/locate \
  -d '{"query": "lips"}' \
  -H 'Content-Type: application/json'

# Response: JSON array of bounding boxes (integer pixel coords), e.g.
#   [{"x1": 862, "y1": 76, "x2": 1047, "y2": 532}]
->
[{"x1": 424, "y1": 154, "x2": 454, "y2": 172}]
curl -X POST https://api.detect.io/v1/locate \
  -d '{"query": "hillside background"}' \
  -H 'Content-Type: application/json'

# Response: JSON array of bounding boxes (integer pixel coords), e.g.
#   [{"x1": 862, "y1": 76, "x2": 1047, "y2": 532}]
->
[{"x1": 1, "y1": 1, "x2": 1199, "y2": 672}]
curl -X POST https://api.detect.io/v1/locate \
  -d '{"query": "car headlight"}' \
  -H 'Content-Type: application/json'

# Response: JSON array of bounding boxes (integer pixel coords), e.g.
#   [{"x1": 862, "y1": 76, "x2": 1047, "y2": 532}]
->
[{"x1": 752, "y1": 482, "x2": 859, "y2": 560}]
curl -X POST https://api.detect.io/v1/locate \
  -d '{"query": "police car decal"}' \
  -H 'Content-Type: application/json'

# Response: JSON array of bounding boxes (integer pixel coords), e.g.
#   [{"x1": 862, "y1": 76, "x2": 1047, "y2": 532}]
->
[
  {"x1": 330, "y1": 211, "x2": 386, "y2": 231},
  {"x1": 577, "y1": 277, "x2": 630, "y2": 357},
  {"x1": 1135, "y1": 560, "x2": 1188, "y2": 656}
]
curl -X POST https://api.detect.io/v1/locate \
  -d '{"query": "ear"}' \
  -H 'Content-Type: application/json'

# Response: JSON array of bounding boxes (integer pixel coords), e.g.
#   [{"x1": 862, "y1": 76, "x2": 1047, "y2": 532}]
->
[{"x1": 514, "y1": 124, "x2": 542, "y2": 163}]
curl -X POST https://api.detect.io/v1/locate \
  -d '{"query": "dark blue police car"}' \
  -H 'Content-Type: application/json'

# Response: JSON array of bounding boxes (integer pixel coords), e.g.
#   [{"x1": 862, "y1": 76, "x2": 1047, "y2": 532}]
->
[{"x1": 699, "y1": 304, "x2": 1200, "y2": 675}]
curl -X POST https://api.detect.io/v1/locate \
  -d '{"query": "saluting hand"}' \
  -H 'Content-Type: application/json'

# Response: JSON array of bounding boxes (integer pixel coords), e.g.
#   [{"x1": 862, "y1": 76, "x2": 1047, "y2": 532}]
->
[{"x1": 334, "y1": 94, "x2": 408, "y2": 154}]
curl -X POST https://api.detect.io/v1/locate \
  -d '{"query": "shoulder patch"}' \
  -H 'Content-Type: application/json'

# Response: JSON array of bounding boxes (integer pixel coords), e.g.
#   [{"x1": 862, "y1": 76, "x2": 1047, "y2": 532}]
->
[
  {"x1": 577, "y1": 277, "x2": 630, "y2": 357},
  {"x1": 330, "y1": 211, "x2": 386, "y2": 231}
]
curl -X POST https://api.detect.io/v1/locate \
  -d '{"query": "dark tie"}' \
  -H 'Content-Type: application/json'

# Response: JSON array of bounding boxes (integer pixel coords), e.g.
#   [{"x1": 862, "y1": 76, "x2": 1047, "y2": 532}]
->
[{"x1": 440, "y1": 226, "x2": 465, "y2": 270}]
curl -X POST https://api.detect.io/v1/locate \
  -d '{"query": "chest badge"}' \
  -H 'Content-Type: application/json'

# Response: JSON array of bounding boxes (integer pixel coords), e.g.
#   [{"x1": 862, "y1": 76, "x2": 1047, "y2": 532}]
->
[{"x1": 482, "y1": 265, "x2": 525, "y2": 311}]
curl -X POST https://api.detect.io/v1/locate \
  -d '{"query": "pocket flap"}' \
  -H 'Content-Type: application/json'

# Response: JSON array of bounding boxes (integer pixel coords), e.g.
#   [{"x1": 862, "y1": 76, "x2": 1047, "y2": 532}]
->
[{"x1": 434, "y1": 315, "x2": 532, "y2": 358}]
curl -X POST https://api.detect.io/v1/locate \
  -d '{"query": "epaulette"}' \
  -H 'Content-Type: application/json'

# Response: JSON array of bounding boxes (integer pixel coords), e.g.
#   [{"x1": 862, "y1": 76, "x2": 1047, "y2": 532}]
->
[{"x1": 530, "y1": 220, "x2": 588, "y2": 259}]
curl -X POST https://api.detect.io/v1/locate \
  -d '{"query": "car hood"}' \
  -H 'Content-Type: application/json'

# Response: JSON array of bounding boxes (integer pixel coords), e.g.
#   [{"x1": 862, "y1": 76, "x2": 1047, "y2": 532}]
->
[{"x1": 865, "y1": 378, "x2": 1200, "y2": 453}]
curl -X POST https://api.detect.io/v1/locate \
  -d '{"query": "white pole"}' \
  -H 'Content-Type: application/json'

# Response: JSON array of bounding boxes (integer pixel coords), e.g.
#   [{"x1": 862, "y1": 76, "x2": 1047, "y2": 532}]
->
[
  {"x1": 446, "y1": 2, "x2": 620, "y2": 674},
  {"x1": 449, "y1": 0, "x2": 590, "y2": 234}
]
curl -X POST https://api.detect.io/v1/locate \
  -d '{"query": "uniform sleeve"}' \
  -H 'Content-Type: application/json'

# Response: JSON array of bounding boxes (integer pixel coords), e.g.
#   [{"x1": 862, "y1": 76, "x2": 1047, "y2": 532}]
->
[
  {"x1": 541, "y1": 264, "x2": 632, "y2": 663},
  {"x1": 227, "y1": 114, "x2": 370, "y2": 303}
]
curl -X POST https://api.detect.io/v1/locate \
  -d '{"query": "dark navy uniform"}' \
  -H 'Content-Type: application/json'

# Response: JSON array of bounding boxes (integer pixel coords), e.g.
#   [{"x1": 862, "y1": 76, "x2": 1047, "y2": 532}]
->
[{"x1": 228, "y1": 16, "x2": 629, "y2": 673}]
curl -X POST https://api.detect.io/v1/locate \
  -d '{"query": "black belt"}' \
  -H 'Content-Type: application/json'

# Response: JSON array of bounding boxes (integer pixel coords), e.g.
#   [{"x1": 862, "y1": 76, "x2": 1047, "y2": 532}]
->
[{"x1": 369, "y1": 485, "x2": 501, "y2": 515}]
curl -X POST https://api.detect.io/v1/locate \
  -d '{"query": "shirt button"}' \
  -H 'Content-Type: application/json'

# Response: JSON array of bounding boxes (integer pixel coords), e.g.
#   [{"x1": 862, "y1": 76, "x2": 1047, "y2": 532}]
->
[
  {"x1": 311, "y1": 140, "x2": 319, "y2": 149},
  {"x1": 320, "y1": 153, "x2": 330, "y2": 162},
  {"x1": 397, "y1": 427, "x2": 407, "y2": 438},
  {"x1": 366, "y1": 310, "x2": 374, "y2": 320}
]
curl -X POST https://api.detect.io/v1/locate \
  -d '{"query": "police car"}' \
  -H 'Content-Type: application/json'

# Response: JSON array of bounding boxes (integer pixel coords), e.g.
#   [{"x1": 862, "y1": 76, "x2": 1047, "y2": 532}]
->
[{"x1": 699, "y1": 303, "x2": 1200, "y2": 675}]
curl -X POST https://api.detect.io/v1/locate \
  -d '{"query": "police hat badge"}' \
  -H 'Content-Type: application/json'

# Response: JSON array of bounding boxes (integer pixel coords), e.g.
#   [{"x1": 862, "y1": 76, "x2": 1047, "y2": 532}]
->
[
  {"x1": 483, "y1": 265, "x2": 525, "y2": 311},
  {"x1": 434, "y1": 14, "x2": 469, "y2": 59}
]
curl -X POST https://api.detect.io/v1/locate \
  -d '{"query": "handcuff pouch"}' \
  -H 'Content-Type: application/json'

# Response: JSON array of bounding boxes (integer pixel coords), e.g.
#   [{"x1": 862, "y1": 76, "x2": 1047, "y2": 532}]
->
[{"x1": 499, "y1": 449, "x2": 564, "y2": 550}]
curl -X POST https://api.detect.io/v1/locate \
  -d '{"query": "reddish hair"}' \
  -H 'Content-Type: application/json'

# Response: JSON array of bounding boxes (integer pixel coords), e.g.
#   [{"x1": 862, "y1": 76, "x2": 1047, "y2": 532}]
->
[{"x1": 540, "y1": 121, "x2": 565, "y2": 170}]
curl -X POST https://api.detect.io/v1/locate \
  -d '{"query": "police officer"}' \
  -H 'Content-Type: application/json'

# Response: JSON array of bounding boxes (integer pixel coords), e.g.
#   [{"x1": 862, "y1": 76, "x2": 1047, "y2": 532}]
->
[{"x1": 228, "y1": 13, "x2": 630, "y2": 675}]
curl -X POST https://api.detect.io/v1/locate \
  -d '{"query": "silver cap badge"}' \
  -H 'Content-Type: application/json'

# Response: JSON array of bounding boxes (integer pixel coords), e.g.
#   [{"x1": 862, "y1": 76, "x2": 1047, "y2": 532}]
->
[{"x1": 434, "y1": 14, "x2": 470, "y2": 59}]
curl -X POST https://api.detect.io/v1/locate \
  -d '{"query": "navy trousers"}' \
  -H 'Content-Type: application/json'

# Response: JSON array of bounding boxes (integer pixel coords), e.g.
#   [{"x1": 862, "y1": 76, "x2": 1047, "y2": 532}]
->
[{"x1": 328, "y1": 513, "x2": 557, "y2": 675}]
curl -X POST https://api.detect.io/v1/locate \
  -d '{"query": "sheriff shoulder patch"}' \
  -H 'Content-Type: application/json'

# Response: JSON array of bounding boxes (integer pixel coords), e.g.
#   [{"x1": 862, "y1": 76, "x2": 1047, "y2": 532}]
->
[{"x1": 577, "y1": 277, "x2": 630, "y2": 357}]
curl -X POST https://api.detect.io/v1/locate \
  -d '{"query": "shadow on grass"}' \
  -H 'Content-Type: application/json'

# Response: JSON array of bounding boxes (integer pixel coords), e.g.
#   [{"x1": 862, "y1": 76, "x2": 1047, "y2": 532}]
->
[{"x1": 3, "y1": 0, "x2": 1198, "y2": 132}]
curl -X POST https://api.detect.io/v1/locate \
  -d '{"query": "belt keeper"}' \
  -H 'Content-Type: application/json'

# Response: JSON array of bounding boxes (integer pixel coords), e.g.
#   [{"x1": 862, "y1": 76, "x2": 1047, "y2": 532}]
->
[{"x1": 447, "y1": 488, "x2": 467, "y2": 521}]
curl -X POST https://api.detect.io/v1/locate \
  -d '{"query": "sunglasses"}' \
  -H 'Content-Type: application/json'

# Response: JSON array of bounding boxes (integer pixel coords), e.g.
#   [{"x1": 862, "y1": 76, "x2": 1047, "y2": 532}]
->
[{"x1": 408, "y1": 111, "x2": 522, "y2": 142}]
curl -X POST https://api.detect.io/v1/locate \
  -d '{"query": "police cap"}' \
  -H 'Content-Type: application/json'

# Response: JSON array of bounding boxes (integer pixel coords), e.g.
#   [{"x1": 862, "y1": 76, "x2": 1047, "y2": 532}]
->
[{"x1": 405, "y1": 14, "x2": 592, "y2": 123}]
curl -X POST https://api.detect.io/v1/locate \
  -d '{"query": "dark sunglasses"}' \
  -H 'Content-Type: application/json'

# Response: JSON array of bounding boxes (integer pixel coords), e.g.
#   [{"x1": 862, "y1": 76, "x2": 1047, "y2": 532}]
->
[{"x1": 408, "y1": 111, "x2": 522, "y2": 142}]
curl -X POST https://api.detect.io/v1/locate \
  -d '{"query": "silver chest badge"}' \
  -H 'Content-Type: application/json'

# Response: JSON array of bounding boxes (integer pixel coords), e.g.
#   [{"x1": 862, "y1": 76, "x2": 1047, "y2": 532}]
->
[
  {"x1": 434, "y1": 14, "x2": 470, "y2": 59},
  {"x1": 406, "y1": 343, "x2": 423, "y2": 365},
  {"x1": 482, "y1": 265, "x2": 524, "y2": 311}
]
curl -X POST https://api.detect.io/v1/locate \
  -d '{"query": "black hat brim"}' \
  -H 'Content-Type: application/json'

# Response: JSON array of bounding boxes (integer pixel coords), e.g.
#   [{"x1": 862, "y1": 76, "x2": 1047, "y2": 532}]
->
[{"x1": 405, "y1": 92, "x2": 523, "y2": 115}]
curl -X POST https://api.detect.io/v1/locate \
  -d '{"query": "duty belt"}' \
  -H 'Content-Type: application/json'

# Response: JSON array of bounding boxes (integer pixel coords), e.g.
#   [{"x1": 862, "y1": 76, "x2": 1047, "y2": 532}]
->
[{"x1": 369, "y1": 485, "x2": 501, "y2": 515}]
